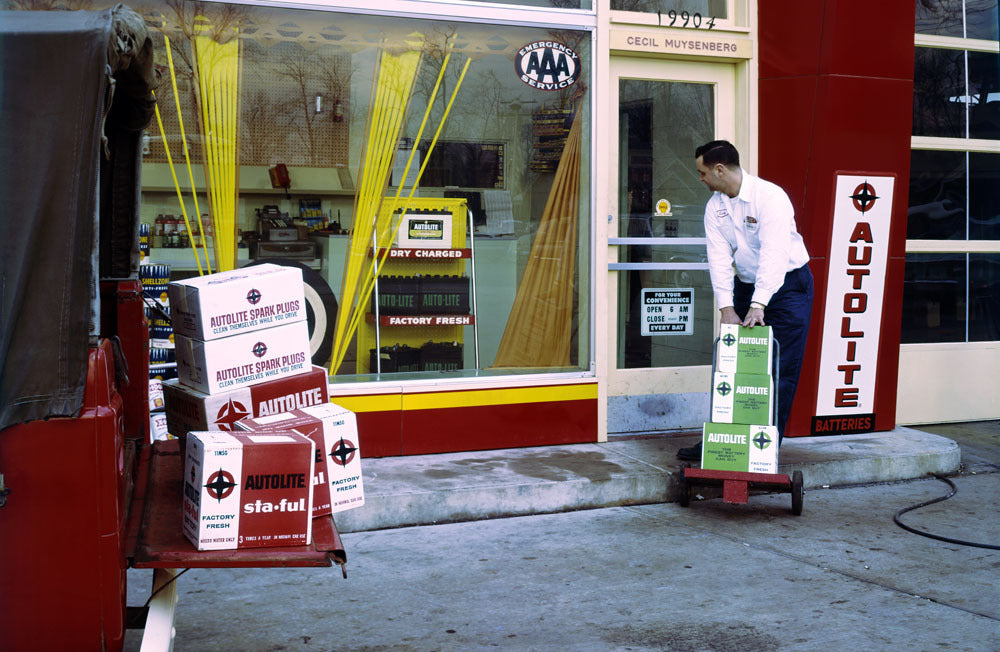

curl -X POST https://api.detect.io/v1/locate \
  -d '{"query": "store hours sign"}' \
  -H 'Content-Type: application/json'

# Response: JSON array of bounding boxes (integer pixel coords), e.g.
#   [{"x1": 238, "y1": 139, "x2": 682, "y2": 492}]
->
[{"x1": 641, "y1": 288, "x2": 693, "y2": 336}]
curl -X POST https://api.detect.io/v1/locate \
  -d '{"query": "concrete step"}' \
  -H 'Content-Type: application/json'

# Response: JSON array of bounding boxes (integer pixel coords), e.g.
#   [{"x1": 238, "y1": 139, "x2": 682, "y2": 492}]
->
[{"x1": 334, "y1": 427, "x2": 960, "y2": 533}]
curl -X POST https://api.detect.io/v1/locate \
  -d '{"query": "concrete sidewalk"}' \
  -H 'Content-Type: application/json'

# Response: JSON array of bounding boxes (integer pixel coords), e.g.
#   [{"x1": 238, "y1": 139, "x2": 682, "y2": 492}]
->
[{"x1": 335, "y1": 426, "x2": 963, "y2": 533}]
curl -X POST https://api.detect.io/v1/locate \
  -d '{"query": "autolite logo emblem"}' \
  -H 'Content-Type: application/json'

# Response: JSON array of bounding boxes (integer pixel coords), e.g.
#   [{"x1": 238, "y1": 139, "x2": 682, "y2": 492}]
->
[
  {"x1": 214, "y1": 398, "x2": 249, "y2": 430},
  {"x1": 330, "y1": 438, "x2": 358, "y2": 467},
  {"x1": 204, "y1": 469, "x2": 237, "y2": 502},
  {"x1": 246, "y1": 288, "x2": 262, "y2": 304},
  {"x1": 252, "y1": 342, "x2": 268, "y2": 358}
]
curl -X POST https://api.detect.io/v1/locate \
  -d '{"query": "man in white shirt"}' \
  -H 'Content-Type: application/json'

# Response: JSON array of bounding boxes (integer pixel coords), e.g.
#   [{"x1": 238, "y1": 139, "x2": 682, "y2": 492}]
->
[{"x1": 678, "y1": 140, "x2": 813, "y2": 461}]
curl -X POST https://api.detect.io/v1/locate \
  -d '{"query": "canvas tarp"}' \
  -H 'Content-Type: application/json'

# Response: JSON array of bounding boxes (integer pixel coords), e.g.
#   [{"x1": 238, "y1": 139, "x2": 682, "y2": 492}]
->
[{"x1": 0, "y1": 6, "x2": 156, "y2": 431}]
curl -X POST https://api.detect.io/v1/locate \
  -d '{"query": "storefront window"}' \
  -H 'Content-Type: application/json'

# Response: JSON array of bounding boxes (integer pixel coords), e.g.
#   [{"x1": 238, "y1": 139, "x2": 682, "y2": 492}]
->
[
  {"x1": 970, "y1": 253, "x2": 1000, "y2": 340},
  {"x1": 969, "y1": 152, "x2": 1000, "y2": 240},
  {"x1": 908, "y1": 150, "x2": 1000, "y2": 240},
  {"x1": 901, "y1": 253, "x2": 1000, "y2": 343},
  {"x1": 22, "y1": 0, "x2": 593, "y2": 381},
  {"x1": 908, "y1": 8, "x2": 999, "y2": 347},
  {"x1": 907, "y1": 150, "x2": 965, "y2": 240},
  {"x1": 916, "y1": 0, "x2": 998, "y2": 41},
  {"x1": 430, "y1": 0, "x2": 594, "y2": 9},
  {"x1": 912, "y1": 46, "x2": 966, "y2": 138},
  {"x1": 968, "y1": 50, "x2": 1000, "y2": 140},
  {"x1": 901, "y1": 253, "x2": 966, "y2": 343},
  {"x1": 610, "y1": 0, "x2": 727, "y2": 21}
]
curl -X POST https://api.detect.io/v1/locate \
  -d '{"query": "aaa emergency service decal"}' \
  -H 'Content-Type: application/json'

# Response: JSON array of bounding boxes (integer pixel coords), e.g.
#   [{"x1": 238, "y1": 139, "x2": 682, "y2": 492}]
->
[{"x1": 515, "y1": 41, "x2": 581, "y2": 91}]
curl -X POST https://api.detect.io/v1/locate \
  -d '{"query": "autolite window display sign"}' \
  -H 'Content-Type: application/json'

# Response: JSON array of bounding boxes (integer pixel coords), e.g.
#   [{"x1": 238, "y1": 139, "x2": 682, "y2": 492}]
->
[
  {"x1": 813, "y1": 175, "x2": 895, "y2": 435},
  {"x1": 183, "y1": 431, "x2": 315, "y2": 551},
  {"x1": 237, "y1": 403, "x2": 364, "y2": 516},
  {"x1": 162, "y1": 365, "x2": 330, "y2": 436},
  {"x1": 168, "y1": 263, "x2": 306, "y2": 341},
  {"x1": 175, "y1": 320, "x2": 311, "y2": 394}
]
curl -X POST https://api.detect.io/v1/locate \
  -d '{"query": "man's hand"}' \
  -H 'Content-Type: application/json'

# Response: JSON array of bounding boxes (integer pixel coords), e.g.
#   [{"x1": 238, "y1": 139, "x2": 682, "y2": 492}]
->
[
  {"x1": 742, "y1": 306, "x2": 766, "y2": 327},
  {"x1": 720, "y1": 306, "x2": 741, "y2": 325}
]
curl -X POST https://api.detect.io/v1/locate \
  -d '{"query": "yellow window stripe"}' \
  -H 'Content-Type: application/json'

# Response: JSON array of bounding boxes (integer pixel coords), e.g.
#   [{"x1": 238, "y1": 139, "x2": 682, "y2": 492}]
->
[
  {"x1": 331, "y1": 383, "x2": 597, "y2": 413},
  {"x1": 330, "y1": 394, "x2": 402, "y2": 413}
]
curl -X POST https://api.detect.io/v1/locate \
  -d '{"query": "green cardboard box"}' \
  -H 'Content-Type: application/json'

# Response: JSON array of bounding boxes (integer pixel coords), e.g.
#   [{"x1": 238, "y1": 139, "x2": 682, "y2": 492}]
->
[
  {"x1": 701, "y1": 422, "x2": 779, "y2": 473},
  {"x1": 710, "y1": 371, "x2": 774, "y2": 425},
  {"x1": 716, "y1": 324, "x2": 774, "y2": 376}
]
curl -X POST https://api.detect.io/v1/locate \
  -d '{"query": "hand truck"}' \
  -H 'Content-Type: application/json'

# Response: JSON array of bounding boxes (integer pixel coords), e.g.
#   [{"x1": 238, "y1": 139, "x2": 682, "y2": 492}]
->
[{"x1": 677, "y1": 331, "x2": 804, "y2": 515}]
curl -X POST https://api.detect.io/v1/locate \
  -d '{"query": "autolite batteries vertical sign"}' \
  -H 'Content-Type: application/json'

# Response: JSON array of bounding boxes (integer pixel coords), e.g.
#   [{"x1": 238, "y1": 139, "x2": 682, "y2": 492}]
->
[{"x1": 813, "y1": 175, "x2": 895, "y2": 435}]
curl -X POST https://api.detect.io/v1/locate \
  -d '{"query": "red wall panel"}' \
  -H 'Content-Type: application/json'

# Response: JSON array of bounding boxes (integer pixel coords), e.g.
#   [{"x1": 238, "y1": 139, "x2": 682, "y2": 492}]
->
[
  {"x1": 400, "y1": 399, "x2": 598, "y2": 456},
  {"x1": 759, "y1": 0, "x2": 916, "y2": 435}
]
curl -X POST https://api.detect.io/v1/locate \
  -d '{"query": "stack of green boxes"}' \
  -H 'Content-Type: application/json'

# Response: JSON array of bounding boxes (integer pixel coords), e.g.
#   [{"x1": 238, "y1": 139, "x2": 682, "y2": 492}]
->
[{"x1": 702, "y1": 324, "x2": 780, "y2": 473}]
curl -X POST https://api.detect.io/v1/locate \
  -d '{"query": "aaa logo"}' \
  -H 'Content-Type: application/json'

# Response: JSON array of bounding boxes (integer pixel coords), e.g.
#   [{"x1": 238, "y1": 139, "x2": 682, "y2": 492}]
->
[{"x1": 514, "y1": 41, "x2": 581, "y2": 91}]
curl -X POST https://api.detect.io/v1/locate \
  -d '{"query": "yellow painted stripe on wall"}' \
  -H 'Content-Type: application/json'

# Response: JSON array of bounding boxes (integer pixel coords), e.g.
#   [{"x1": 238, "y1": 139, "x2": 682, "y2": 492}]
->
[
  {"x1": 330, "y1": 393, "x2": 402, "y2": 413},
  {"x1": 331, "y1": 383, "x2": 597, "y2": 413},
  {"x1": 404, "y1": 384, "x2": 597, "y2": 410}
]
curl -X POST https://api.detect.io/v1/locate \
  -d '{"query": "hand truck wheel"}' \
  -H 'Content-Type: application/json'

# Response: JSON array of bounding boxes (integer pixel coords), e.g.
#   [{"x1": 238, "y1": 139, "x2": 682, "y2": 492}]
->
[
  {"x1": 791, "y1": 470, "x2": 804, "y2": 515},
  {"x1": 678, "y1": 465, "x2": 691, "y2": 507}
]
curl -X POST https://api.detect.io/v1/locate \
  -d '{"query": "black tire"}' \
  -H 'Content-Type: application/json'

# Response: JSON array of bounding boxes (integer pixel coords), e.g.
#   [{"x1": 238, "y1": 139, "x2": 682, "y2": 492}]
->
[
  {"x1": 791, "y1": 470, "x2": 804, "y2": 516},
  {"x1": 678, "y1": 466, "x2": 691, "y2": 507},
  {"x1": 244, "y1": 259, "x2": 337, "y2": 368}
]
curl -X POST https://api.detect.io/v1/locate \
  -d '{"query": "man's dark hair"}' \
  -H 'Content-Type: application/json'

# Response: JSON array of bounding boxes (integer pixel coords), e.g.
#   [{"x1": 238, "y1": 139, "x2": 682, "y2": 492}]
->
[{"x1": 695, "y1": 140, "x2": 740, "y2": 168}]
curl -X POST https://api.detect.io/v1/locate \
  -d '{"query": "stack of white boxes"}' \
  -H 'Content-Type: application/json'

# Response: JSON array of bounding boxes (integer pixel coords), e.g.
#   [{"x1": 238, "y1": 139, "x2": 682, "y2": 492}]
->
[
  {"x1": 701, "y1": 324, "x2": 780, "y2": 473},
  {"x1": 166, "y1": 264, "x2": 343, "y2": 552},
  {"x1": 163, "y1": 264, "x2": 332, "y2": 437}
]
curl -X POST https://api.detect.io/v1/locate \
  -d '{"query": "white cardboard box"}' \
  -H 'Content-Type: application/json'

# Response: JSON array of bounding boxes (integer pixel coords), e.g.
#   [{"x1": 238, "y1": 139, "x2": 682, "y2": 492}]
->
[
  {"x1": 701, "y1": 422, "x2": 779, "y2": 474},
  {"x1": 174, "y1": 320, "x2": 311, "y2": 395},
  {"x1": 237, "y1": 402, "x2": 364, "y2": 516},
  {"x1": 182, "y1": 431, "x2": 315, "y2": 551},
  {"x1": 716, "y1": 324, "x2": 774, "y2": 376},
  {"x1": 168, "y1": 263, "x2": 306, "y2": 341},
  {"x1": 710, "y1": 371, "x2": 774, "y2": 425},
  {"x1": 163, "y1": 365, "x2": 329, "y2": 435}
]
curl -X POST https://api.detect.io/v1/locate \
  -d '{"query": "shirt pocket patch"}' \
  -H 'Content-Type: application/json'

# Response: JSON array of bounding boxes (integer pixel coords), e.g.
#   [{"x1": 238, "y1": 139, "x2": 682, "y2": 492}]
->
[{"x1": 744, "y1": 215, "x2": 759, "y2": 233}]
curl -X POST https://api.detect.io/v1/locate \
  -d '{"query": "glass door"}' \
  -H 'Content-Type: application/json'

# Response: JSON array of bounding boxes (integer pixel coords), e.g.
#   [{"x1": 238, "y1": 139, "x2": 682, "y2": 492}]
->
[{"x1": 608, "y1": 57, "x2": 736, "y2": 401}]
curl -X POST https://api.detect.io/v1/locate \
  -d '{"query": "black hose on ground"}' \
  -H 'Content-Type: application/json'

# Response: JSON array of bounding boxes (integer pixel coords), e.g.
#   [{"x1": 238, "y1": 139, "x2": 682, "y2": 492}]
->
[{"x1": 893, "y1": 474, "x2": 1000, "y2": 550}]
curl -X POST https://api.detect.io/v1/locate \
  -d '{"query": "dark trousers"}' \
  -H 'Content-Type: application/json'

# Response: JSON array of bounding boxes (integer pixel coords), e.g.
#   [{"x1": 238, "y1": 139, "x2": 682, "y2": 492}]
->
[{"x1": 733, "y1": 265, "x2": 813, "y2": 439}]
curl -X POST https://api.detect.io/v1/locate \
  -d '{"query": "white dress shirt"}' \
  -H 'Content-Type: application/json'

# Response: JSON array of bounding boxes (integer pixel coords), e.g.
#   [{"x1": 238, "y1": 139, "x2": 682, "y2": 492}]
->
[{"x1": 704, "y1": 169, "x2": 810, "y2": 308}]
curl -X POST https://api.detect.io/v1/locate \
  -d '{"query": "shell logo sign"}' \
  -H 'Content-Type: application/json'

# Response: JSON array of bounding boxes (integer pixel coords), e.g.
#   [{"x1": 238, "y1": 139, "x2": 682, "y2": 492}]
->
[{"x1": 515, "y1": 41, "x2": 581, "y2": 91}]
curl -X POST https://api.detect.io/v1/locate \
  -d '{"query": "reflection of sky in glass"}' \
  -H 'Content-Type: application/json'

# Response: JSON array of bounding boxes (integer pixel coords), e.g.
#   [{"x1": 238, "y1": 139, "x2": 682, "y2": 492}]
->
[
  {"x1": 970, "y1": 153, "x2": 1000, "y2": 240},
  {"x1": 966, "y1": 0, "x2": 999, "y2": 40},
  {"x1": 970, "y1": 254, "x2": 1000, "y2": 342},
  {"x1": 916, "y1": 0, "x2": 999, "y2": 40},
  {"x1": 901, "y1": 253, "x2": 966, "y2": 344},
  {"x1": 913, "y1": 47, "x2": 965, "y2": 138}
]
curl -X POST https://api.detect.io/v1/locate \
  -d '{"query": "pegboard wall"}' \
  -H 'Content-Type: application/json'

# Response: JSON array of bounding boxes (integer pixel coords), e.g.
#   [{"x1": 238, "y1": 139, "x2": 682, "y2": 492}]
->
[{"x1": 148, "y1": 35, "x2": 350, "y2": 169}]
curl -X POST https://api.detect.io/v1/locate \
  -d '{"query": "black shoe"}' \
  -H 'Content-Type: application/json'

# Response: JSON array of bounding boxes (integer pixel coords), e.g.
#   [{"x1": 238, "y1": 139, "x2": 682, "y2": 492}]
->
[{"x1": 676, "y1": 442, "x2": 702, "y2": 461}]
